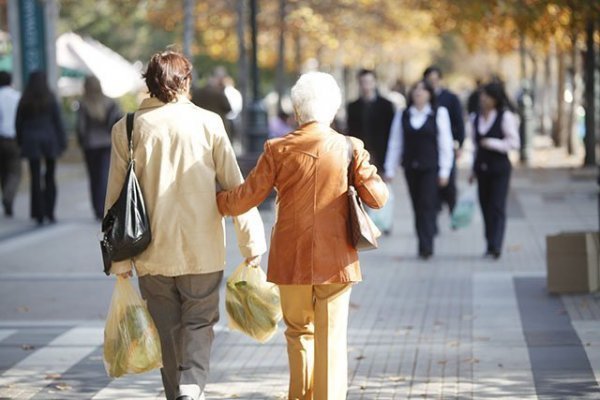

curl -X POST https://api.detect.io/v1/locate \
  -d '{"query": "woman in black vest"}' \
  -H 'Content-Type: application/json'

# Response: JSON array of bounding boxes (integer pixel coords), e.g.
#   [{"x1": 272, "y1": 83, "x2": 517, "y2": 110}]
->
[
  {"x1": 469, "y1": 82, "x2": 520, "y2": 259},
  {"x1": 384, "y1": 80, "x2": 453, "y2": 259}
]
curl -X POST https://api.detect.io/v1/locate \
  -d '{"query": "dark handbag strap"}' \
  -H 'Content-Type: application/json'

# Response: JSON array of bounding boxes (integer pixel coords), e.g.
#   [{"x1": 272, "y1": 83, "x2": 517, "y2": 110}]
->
[
  {"x1": 126, "y1": 112, "x2": 134, "y2": 163},
  {"x1": 346, "y1": 136, "x2": 354, "y2": 187}
]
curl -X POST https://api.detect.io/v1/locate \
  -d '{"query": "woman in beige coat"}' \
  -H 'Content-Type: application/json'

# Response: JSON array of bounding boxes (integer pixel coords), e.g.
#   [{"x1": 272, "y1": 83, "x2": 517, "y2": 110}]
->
[
  {"x1": 105, "y1": 51, "x2": 266, "y2": 400},
  {"x1": 217, "y1": 72, "x2": 388, "y2": 400}
]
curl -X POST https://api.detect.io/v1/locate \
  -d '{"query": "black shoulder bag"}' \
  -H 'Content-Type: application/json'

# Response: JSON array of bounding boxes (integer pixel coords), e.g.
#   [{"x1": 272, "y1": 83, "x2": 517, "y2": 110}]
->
[{"x1": 100, "y1": 113, "x2": 152, "y2": 275}]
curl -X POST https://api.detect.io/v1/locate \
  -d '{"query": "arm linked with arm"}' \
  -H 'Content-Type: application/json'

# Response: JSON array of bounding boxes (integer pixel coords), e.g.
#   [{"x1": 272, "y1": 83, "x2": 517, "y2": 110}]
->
[{"x1": 213, "y1": 117, "x2": 267, "y2": 258}]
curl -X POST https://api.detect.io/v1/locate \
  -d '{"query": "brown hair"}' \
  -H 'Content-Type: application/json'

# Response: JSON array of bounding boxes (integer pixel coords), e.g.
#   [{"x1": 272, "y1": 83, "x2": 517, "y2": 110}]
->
[{"x1": 143, "y1": 51, "x2": 192, "y2": 103}]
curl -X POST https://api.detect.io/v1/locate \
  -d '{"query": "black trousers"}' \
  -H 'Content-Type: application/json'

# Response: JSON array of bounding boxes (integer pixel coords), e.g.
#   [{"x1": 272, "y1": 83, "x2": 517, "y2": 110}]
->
[
  {"x1": 0, "y1": 138, "x2": 22, "y2": 213},
  {"x1": 476, "y1": 168, "x2": 511, "y2": 253},
  {"x1": 28, "y1": 158, "x2": 56, "y2": 223},
  {"x1": 438, "y1": 162, "x2": 457, "y2": 213},
  {"x1": 83, "y1": 147, "x2": 111, "y2": 219},
  {"x1": 405, "y1": 168, "x2": 438, "y2": 254}
]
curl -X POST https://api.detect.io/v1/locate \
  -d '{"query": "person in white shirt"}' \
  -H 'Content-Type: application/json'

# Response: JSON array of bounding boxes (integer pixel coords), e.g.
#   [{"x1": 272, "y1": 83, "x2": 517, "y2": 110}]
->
[
  {"x1": 0, "y1": 71, "x2": 22, "y2": 217},
  {"x1": 468, "y1": 82, "x2": 520, "y2": 259},
  {"x1": 384, "y1": 80, "x2": 453, "y2": 259}
]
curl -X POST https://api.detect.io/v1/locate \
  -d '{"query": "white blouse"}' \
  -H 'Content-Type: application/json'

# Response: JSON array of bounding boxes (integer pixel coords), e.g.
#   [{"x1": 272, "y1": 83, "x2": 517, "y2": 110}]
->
[
  {"x1": 384, "y1": 104, "x2": 454, "y2": 179},
  {"x1": 469, "y1": 109, "x2": 520, "y2": 154}
]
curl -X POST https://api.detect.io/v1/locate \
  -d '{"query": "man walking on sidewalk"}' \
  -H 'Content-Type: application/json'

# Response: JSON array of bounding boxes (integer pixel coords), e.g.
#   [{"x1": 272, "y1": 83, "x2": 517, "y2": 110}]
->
[
  {"x1": 0, "y1": 71, "x2": 22, "y2": 217},
  {"x1": 424, "y1": 66, "x2": 464, "y2": 218},
  {"x1": 346, "y1": 69, "x2": 395, "y2": 174}
]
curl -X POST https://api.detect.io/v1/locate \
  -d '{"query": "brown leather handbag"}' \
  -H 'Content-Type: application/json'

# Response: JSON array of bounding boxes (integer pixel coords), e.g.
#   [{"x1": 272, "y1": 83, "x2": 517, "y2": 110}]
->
[{"x1": 346, "y1": 137, "x2": 380, "y2": 251}]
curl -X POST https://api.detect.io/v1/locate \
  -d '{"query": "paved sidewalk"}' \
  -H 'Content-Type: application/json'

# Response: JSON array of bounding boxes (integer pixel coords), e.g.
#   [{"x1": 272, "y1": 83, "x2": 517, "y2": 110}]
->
[{"x1": 0, "y1": 159, "x2": 598, "y2": 399}]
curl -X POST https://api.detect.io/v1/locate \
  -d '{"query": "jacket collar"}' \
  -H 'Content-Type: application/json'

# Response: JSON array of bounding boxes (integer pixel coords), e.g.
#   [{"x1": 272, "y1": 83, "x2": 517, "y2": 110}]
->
[
  {"x1": 138, "y1": 94, "x2": 192, "y2": 110},
  {"x1": 294, "y1": 121, "x2": 331, "y2": 135}
]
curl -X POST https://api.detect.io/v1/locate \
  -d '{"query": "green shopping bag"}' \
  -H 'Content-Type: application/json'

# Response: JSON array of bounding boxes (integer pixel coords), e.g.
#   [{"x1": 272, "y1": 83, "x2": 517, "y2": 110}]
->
[
  {"x1": 103, "y1": 277, "x2": 162, "y2": 378},
  {"x1": 451, "y1": 187, "x2": 476, "y2": 230},
  {"x1": 225, "y1": 262, "x2": 282, "y2": 343}
]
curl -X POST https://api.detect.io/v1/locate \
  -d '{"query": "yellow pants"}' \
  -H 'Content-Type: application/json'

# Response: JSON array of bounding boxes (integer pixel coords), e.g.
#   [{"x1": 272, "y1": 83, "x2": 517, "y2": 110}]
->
[{"x1": 278, "y1": 283, "x2": 353, "y2": 400}]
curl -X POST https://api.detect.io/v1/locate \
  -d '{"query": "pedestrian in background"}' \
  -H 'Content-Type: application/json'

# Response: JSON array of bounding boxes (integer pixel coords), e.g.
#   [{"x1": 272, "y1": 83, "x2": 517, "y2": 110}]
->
[
  {"x1": 191, "y1": 66, "x2": 233, "y2": 137},
  {"x1": 469, "y1": 82, "x2": 520, "y2": 259},
  {"x1": 77, "y1": 76, "x2": 122, "y2": 220},
  {"x1": 384, "y1": 80, "x2": 453, "y2": 259},
  {"x1": 423, "y1": 66, "x2": 464, "y2": 220},
  {"x1": 346, "y1": 69, "x2": 395, "y2": 174},
  {"x1": 16, "y1": 71, "x2": 66, "y2": 225},
  {"x1": 0, "y1": 71, "x2": 22, "y2": 217},
  {"x1": 268, "y1": 109, "x2": 295, "y2": 138},
  {"x1": 217, "y1": 72, "x2": 388, "y2": 400},
  {"x1": 106, "y1": 51, "x2": 266, "y2": 400}
]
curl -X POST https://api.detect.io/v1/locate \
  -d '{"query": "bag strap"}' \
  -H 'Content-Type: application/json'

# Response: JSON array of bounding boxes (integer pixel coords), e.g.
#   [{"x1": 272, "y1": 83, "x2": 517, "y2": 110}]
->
[
  {"x1": 126, "y1": 112, "x2": 134, "y2": 162},
  {"x1": 346, "y1": 136, "x2": 354, "y2": 187}
]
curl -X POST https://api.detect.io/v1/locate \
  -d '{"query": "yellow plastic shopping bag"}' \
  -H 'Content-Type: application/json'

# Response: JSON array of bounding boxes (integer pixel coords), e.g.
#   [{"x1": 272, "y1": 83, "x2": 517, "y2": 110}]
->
[
  {"x1": 225, "y1": 262, "x2": 282, "y2": 343},
  {"x1": 103, "y1": 277, "x2": 162, "y2": 377}
]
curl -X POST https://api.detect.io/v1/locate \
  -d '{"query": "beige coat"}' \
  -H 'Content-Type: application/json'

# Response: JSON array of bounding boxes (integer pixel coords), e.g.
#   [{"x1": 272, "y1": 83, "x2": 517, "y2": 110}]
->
[
  {"x1": 217, "y1": 122, "x2": 388, "y2": 285},
  {"x1": 106, "y1": 96, "x2": 266, "y2": 277}
]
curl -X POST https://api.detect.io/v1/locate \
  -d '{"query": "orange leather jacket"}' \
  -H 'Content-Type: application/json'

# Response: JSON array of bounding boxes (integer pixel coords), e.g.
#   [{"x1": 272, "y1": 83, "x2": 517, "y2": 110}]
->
[{"x1": 217, "y1": 122, "x2": 389, "y2": 285}]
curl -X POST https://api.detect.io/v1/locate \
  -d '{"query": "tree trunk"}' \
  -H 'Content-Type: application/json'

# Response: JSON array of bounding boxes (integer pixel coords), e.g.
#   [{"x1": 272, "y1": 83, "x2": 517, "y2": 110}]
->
[
  {"x1": 294, "y1": 33, "x2": 302, "y2": 75},
  {"x1": 541, "y1": 49, "x2": 551, "y2": 136},
  {"x1": 183, "y1": 0, "x2": 194, "y2": 57},
  {"x1": 519, "y1": 33, "x2": 527, "y2": 81},
  {"x1": 275, "y1": 0, "x2": 286, "y2": 111},
  {"x1": 236, "y1": 0, "x2": 248, "y2": 138},
  {"x1": 583, "y1": 18, "x2": 596, "y2": 166},
  {"x1": 566, "y1": 35, "x2": 578, "y2": 155},
  {"x1": 552, "y1": 49, "x2": 565, "y2": 147}
]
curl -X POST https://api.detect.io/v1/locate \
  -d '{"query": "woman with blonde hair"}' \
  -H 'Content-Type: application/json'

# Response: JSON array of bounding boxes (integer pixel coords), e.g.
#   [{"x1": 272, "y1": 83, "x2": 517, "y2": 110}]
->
[
  {"x1": 105, "y1": 50, "x2": 266, "y2": 400},
  {"x1": 77, "y1": 76, "x2": 122, "y2": 219},
  {"x1": 217, "y1": 72, "x2": 388, "y2": 400}
]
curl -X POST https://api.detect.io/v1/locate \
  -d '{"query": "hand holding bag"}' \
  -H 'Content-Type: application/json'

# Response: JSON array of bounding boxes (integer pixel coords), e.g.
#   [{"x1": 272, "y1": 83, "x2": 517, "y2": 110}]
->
[
  {"x1": 346, "y1": 137, "x2": 380, "y2": 251},
  {"x1": 101, "y1": 113, "x2": 151, "y2": 275}
]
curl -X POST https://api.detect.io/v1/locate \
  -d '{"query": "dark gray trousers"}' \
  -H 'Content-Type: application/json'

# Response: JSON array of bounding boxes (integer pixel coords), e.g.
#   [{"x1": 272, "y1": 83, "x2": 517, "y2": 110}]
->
[
  {"x1": 0, "y1": 138, "x2": 21, "y2": 213},
  {"x1": 138, "y1": 271, "x2": 223, "y2": 400}
]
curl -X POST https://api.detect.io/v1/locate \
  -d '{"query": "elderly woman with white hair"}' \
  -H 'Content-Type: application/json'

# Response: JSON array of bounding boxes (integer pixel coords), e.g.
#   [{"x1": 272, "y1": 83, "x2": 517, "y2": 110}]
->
[{"x1": 217, "y1": 72, "x2": 388, "y2": 400}]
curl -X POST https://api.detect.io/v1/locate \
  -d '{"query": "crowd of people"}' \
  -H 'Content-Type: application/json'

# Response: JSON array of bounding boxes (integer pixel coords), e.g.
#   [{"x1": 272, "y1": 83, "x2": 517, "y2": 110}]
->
[
  {"x1": 0, "y1": 50, "x2": 521, "y2": 400},
  {"x1": 346, "y1": 67, "x2": 520, "y2": 260}
]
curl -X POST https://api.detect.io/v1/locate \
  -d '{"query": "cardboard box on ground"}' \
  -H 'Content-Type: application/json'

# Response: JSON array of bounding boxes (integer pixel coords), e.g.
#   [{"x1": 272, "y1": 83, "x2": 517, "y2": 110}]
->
[{"x1": 546, "y1": 231, "x2": 600, "y2": 294}]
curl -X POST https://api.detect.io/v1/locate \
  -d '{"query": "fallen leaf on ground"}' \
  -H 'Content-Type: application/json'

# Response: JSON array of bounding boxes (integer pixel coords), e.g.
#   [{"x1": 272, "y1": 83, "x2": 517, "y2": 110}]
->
[
  {"x1": 45, "y1": 373, "x2": 62, "y2": 380},
  {"x1": 16, "y1": 306, "x2": 30, "y2": 313},
  {"x1": 53, "y1": 382, "x2": 72, "y2": 391}
]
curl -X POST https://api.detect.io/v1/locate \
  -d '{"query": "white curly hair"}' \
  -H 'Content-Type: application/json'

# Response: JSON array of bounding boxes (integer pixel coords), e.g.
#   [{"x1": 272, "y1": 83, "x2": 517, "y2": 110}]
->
[{"x1": 290, "y1": 72, "x2": 342, "y2": 125}]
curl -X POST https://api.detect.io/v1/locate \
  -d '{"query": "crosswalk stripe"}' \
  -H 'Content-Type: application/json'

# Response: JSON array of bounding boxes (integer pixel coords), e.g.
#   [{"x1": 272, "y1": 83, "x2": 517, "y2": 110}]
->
[
  {"x1": 0, "y1": 329, "x2": 17, "y2": 342},
  {"x1": 0, "y1": 326, "x2": 103, "y2": 399}
]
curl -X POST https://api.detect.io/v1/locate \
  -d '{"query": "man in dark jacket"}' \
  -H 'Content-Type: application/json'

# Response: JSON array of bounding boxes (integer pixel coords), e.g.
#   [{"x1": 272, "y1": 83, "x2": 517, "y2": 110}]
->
[
  {"x1": 424, "y1": 66, "x2": 465, "y2": 216},
  {"x1": 346, "y1": 69, "x2": 395, "y2": 173}
]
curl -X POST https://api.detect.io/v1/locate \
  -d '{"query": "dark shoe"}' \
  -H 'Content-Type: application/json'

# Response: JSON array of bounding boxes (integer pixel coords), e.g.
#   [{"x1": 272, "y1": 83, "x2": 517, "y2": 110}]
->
[
  {"x1": 175, "y1": 396, "x2": 194, "y2": 400},
  {"x1": 484, "y1": 250, "x2": 501, "y2": 260},
  {"x1": 3, "y1": 202, "x2": 13, "y2": 217},
  {"x1": 419, "y1": 251, "x2": 433, "y2": 260}
]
